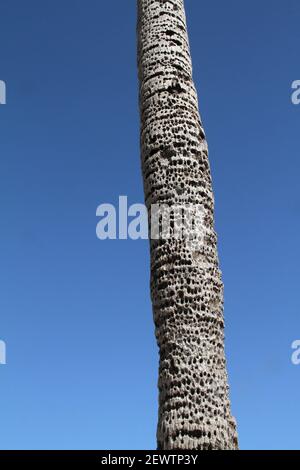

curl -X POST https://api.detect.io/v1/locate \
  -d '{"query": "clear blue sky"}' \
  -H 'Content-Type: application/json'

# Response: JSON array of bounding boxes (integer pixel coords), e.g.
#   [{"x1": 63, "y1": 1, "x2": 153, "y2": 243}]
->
[{"x1": 0, "y1": 0, "x2": 299, "y2": 450}]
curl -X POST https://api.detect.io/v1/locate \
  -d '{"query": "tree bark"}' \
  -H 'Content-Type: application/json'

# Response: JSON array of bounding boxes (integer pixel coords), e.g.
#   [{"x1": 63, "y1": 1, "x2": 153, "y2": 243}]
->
[{"x1": 137, "y1": 0, "x2": 238, "y2": 450}]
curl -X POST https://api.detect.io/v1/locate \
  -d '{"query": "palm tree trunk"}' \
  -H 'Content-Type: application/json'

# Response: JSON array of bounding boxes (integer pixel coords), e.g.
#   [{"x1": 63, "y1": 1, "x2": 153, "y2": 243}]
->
[{"x1": 137, "y1": 0, "x2": 238, "y2": 450}]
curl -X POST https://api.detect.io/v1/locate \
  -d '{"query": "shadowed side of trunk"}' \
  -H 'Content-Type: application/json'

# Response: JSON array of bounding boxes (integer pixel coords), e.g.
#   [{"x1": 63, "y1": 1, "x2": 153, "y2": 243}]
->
[{"x1": 137, "y1": 0, "x2": 238, "y2": 450}]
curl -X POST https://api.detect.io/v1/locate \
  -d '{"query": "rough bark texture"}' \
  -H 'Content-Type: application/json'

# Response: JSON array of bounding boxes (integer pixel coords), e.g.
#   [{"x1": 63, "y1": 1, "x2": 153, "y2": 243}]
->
[{"x1": 137, "y1": 0, "x2": 238, "y2": 450}]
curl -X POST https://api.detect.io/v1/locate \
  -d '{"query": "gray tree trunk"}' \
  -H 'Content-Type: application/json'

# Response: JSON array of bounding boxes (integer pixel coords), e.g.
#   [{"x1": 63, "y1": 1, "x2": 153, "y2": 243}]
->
[{"x1": 137, "y1": 0, "x2": 238, "y2": 450}]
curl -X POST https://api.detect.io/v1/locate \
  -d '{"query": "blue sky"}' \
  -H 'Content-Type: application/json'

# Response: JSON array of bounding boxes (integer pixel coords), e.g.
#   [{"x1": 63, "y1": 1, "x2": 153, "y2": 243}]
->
[{"x1": 0, "y1": 0, "x2": 299, "y2": 450}]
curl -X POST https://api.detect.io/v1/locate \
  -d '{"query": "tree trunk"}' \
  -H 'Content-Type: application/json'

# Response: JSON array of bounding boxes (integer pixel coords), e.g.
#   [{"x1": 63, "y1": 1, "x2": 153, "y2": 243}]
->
[{"x1": 137, "y1": 0, "x2": 238, "y2": 450}]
